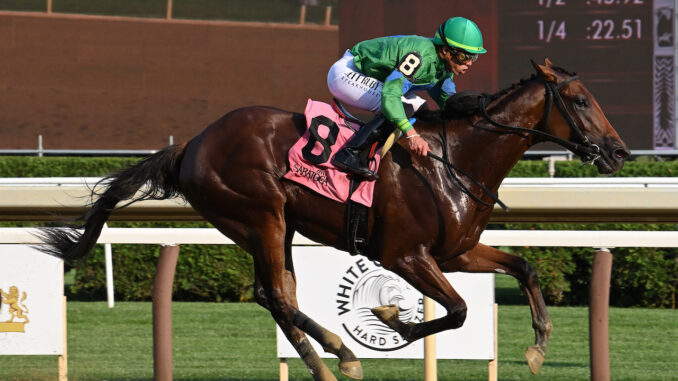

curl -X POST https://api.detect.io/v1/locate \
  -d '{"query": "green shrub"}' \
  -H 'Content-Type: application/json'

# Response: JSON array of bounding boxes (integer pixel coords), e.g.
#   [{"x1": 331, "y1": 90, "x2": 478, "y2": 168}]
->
[
  {"x1": 0, "y1": 156, "x2": 139, "y2": 177},
  {"x1": 70, "y1": 242, "x2": 255, "y2": 302},
  {"x1": 505, "y1": 223, "x2": 678, "y2": 308}
]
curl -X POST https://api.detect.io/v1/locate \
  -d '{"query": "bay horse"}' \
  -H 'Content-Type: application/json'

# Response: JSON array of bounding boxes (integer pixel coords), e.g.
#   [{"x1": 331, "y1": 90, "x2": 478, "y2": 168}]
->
[{"x1": 39, "y1": 59, "x2": 628, "y2": 380}]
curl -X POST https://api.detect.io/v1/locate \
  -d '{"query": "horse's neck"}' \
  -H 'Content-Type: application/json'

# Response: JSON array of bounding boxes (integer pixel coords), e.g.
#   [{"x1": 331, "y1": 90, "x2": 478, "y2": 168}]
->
[{"x1": 441, "y1": 82, "x2": 544, "y2": 191}]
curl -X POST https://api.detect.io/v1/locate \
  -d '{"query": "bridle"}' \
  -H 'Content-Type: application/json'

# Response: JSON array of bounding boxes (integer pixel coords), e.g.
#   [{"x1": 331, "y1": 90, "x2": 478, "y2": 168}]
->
[
  {"x1": 478, "y1": 73, "x2": 602, "y2": 165},
  {"x1": 430, "y1": 72, "x2": 602, "y2": 210}
]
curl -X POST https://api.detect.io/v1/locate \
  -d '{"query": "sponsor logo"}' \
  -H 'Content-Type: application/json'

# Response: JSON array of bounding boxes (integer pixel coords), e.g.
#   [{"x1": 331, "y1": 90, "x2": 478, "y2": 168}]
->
[
  {"x1": 341, "y1": 72, "x2": 383, "y2": 98},
  {"x1": 0, "y1": 285, "x2": 30, "y2": 333},
  {"x1": 292, "y1": 163, "x2": 328, "y2": 185},
  {"x1": 335, "y1": 258, "x2": 423, "y2": 351}
]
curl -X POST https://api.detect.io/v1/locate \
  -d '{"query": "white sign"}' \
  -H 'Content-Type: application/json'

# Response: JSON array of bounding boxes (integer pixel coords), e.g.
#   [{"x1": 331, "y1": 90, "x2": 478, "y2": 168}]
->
[
  {"x1": 277, "y1": 246, "x2": 494, "y2": 359},
  {"x1": 0, "y1": 245, "x2": 64, "y2": 355}
]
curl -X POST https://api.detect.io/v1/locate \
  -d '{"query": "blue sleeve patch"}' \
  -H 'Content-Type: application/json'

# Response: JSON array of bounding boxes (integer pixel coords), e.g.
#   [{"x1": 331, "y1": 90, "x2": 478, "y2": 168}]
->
[
  {"x1": 386, "y1": 70, "x2": 413, "y2": 94},
  {"x1": 441, "y1": 77, "x2": 456, "y2": 95},
  {"x1": 385, "y1": 70, "x2": 403, "y2": 82}
]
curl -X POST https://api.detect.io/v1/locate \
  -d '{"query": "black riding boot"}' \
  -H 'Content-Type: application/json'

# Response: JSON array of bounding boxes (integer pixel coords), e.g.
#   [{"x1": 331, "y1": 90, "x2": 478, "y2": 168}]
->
[{"x1": 332, "y1": 114, "x2": 390, "y2": 180}]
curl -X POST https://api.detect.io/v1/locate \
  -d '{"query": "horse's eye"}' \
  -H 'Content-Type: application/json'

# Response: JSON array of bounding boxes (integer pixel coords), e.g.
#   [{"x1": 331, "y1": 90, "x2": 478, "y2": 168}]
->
[{"x1": 574, "y1": 97, "x2": 588, "y2": 109}]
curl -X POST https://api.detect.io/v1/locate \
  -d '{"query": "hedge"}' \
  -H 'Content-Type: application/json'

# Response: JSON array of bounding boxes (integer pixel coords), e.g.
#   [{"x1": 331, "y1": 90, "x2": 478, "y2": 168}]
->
[
  {"x1": 2, "y1": 156, "x2": 677, "y2": 307},
  {"x1": 496, "y1": 223, "x2": 678, "y2": 308},
  {"x1": 71, "y1": 241, "x2": 255, "y2": 302},
  {"x1": 1, "y1": 155, "x2": 678, "y2": 178}
]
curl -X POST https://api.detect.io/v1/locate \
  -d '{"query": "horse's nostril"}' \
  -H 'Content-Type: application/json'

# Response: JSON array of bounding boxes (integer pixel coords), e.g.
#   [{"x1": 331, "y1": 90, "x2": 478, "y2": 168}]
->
[{"x1": 614, "y1": 148, "x2": 630, "y2": 161}]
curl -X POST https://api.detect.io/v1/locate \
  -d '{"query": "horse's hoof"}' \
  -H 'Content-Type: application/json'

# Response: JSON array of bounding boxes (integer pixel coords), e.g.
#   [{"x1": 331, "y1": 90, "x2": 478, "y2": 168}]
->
[
  {"x1": 371, "y1": 304, "x2": 399, "y2": 323},
  {"x1": 339, "y1": 360, "x2": 363, "y2": 380},
  {"x1": 525, "y1": 345, "x2": 545, "y2": 375}
]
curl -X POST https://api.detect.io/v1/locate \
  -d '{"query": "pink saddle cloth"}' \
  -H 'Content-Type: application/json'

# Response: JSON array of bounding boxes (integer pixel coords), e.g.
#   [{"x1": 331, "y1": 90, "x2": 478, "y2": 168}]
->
[{"x1": 284, "y1": 99, "x2": 382, "y2": 207}]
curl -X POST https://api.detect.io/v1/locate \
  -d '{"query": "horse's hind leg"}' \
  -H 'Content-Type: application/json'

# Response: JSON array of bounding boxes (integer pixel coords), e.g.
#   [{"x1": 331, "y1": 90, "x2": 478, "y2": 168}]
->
[{"x1": 439, "y1": 243, "x2": 552, "y2": 375}]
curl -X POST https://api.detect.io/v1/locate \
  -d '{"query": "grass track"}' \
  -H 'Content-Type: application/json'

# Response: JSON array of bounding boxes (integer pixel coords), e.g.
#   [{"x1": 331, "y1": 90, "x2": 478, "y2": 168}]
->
[{"x1": 0, "y1": 301, "x2": 676, "y2": 380}]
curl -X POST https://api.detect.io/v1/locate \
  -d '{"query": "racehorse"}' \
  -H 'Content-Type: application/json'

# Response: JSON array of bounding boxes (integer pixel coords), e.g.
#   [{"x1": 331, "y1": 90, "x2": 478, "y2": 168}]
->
[{"x1": 39, "y1": 59, "x2": 628, "y2": 380}]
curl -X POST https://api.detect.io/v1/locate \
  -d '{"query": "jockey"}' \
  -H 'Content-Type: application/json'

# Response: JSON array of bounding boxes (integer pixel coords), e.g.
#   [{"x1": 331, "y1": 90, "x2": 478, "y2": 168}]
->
[{"x1": 328, "y1": 17, "x2": 486, "y2": 180}]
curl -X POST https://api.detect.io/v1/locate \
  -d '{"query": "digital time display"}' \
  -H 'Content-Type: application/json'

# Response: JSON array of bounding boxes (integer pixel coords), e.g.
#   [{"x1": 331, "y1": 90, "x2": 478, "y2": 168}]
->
[{"x1": 498, "y1": 0, "x2": 675, "y2": 149}]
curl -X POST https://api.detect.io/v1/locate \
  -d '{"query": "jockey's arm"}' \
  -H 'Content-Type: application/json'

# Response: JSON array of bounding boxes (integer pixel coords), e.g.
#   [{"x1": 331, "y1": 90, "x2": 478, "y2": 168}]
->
[
  {"x1": 382, "y1": 71, "x2": 415, "y2": 133},
  {"x1": 427, "y1": 76, "x2": 456, "y2": 109},
  {"x1": 381, "y1": 71, "x2": 430, "y2": 156}
]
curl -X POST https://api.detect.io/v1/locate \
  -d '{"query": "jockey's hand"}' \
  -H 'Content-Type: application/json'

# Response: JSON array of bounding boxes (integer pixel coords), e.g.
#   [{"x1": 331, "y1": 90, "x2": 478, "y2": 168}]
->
[{"x1": 406, "y1": 131, "x2": 430, "y2": 157}]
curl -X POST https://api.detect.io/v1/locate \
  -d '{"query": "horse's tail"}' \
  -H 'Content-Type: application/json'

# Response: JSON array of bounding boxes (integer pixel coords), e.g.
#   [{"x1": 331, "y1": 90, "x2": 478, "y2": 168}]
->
[{"x1": 37, "y1": 144, "x2": 185, "y2": 262}]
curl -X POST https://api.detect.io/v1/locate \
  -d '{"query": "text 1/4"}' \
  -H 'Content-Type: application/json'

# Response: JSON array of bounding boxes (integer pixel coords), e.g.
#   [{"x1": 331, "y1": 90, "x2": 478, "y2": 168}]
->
[{"x1": 537, "y1": 20, "x2": 566, "y2": 42}]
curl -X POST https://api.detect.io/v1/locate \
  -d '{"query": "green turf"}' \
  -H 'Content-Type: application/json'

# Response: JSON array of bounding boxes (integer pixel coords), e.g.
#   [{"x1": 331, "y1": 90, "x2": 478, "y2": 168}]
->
[{"x1": 0, "y1": 299, "x2": 676, "y2": 380}]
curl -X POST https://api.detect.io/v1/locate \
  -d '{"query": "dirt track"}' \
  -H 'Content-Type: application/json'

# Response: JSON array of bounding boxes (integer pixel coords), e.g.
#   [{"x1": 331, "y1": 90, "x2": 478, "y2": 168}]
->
[{"x1": 0, "y1": 12, "x2": 338, "y2": 149}]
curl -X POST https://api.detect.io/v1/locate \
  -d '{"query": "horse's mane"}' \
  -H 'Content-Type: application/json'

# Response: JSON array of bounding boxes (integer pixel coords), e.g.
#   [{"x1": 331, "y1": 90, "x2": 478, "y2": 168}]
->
[{"x1": 415, "y1": 66, "x2": 575, "y2": 124}]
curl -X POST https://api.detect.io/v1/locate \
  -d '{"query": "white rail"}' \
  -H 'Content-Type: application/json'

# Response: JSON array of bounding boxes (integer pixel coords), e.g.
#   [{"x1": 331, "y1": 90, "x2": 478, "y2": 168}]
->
[
  {"x1": 2, "y1": 177, "x2": 678, "y2": 223},
  {"x1": 3, "y1": 227, "x2": 676, "y2": 248},
  {"x1": 2, "y1": 176, "x2": 678, "y2": 188}
]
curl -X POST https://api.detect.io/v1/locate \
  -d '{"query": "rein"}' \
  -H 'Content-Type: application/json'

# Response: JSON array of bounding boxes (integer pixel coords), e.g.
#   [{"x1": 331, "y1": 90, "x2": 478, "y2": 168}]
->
[
  {"x1": 429, "y1": 73, "x2": 600, "y2": 210},
  {"x1": 430, "y1": 123, "x2": 508, "y2": 211},
  {"x1": 479, "y1": 75, "x2": 601, "y2": 165}
]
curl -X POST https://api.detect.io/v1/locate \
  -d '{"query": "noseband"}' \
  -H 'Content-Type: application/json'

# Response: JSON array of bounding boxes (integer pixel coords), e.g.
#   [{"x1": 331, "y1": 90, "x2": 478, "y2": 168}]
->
[{"x1": 479, "y1": 74, "x2": 602, "y2": 165}]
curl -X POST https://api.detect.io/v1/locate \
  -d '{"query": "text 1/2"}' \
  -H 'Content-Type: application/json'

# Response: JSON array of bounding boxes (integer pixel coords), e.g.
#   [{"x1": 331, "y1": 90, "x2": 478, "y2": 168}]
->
[{"x1": 538, "y1": 0, "x2": 566, "y2": 8}]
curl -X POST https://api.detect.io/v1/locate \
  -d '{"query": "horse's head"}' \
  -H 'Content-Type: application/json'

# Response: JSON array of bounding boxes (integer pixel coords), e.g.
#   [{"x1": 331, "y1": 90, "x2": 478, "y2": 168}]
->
[{"x1": 532, "y1": 58, "x2": 630, "y2": 174}]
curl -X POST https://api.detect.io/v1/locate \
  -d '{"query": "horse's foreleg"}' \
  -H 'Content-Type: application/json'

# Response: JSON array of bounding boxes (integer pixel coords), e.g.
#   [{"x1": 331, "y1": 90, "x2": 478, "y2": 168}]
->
[
  {"x1": 279, "y1": 230, "x2": 362, "y2": 380},
  {"x1": 255, "y1": 275, "x2": 337, "y2": 380},
  {"x1": 375, "y1": 248, "x2": 468, "y2": 342},
  {"x1": 251, "y1": 225, "x2": 362, "y2": 381},
  {"x1": 254, "y1": 275, "x2": 330, "y2": 380},
  {"x1": 289, "y1": 309, "x2": 362, "y2": 379},
  {"x1": 439, "y1": 243, "x2": 552, "y2": 375}
]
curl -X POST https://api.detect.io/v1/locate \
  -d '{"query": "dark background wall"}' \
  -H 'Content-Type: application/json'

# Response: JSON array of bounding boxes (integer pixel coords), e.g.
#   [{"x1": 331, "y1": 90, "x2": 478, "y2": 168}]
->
[
  {"x1": 339, "y1": 0, "x2": 498, "y2": 95},
  {"x1": 0, "y1": 0, "x2": 659, "y2": 150},
  {"x1": 0, "y1": 12, "x2": 338, "y2": 149}
]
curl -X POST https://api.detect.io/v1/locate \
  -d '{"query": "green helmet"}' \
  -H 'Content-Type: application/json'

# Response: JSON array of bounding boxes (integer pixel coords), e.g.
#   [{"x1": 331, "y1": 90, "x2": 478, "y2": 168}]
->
[{"x1": 432, "y1": 17, "x2": 487, "y2": 54}]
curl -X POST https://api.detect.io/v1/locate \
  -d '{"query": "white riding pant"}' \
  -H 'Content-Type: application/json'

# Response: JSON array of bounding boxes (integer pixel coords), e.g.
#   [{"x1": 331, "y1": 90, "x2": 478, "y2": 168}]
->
[{"x1": 327, "y1": 50, "x2": 426, "y2": 114}]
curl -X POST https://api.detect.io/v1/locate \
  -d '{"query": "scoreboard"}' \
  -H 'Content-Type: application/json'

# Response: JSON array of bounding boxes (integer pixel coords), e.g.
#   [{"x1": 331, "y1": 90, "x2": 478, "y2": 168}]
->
[
  {"x1": 498, "y1": 0, "x2": 675, "y2": 149},
  {"x1": 339, "y1": 0, "x2": 676, "y2": 150}
]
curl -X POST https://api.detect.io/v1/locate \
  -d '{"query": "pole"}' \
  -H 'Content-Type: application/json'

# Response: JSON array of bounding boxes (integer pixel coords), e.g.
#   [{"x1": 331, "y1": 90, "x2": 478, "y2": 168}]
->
[
  {"x1": 153, "y1": 245, "x2": 180, "y2": 381},
  {"x1": 105, "y1": 243, "x2": 114, "y2": 307},
  {"x1": 488, "y1": 303, "x2": 498, "y2": 381},
  {"x1": 589, "y1": 248, "x2": 612, "y2": 381},
  {"x1": 166, "y1": 0, "x2": 172, "y2": 20},
  {"x1": 279, "y1": 358, "x2": 289, "y2": 381},
  {"x1": 299, "y1": 5, "x2": 306, "y2": 25},
  {"x1": 423, "y1": 296, "x2": 437, "y2": 381},
  {"x1": 324, "y1": 6, "x2": 332, "y2": 26},
  {"x1": 104, "y1": 224, "x2": 115, "y2": 308},
  {"x1": 58, "y1": 295, "x2": 67, "y2": 381},
  {"x1": 38, "y1": 135, "x2": 44, "y2": 157}
]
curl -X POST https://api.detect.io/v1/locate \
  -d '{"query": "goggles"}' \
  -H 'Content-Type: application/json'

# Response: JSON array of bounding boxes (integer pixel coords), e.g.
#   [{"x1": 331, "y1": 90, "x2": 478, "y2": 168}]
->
[{"x1": 450, "y1": 48, "x2": 478, "y2": 64}]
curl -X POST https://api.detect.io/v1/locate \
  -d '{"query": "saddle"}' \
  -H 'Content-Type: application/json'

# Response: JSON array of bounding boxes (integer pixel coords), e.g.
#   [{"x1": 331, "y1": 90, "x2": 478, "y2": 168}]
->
[
  {"x1": 331, "y1": 98, "x2": 370, "y2": 256},
  {"x1": 331, "y1": 98, "x2": 365, "y2": 129}
]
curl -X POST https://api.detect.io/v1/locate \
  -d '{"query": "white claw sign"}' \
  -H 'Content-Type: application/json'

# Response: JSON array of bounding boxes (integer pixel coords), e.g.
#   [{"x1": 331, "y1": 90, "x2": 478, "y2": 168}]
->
[{"x1": 276, "y1": 246, "x2": 494, "y2": 360}]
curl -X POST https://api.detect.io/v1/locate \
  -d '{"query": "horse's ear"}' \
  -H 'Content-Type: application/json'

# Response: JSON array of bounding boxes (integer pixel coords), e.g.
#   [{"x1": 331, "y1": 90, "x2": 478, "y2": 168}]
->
[
  {"x1": 544, "y1": 57, "x2": 553, "y2": 67},
  {"x1": 531, "y1": 58, "x2": 558, "y2": 83}
]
